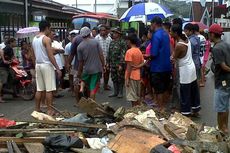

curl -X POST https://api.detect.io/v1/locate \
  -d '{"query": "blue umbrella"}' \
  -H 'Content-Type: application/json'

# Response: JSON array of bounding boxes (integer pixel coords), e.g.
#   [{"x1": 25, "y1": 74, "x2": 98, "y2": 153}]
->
[{"x1": 120, "y1": 2, "x2": 173, "y2": 22}]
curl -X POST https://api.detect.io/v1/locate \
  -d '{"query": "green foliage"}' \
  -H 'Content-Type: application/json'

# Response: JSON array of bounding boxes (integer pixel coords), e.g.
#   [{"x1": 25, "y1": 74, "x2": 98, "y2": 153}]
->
[{"x1": 160, "y1": 0, "x2": 192, "y2": 18}]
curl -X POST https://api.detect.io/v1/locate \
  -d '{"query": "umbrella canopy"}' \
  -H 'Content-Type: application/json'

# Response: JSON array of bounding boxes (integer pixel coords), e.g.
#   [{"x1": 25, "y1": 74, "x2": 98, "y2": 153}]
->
[
  {"x1": 120, "y1": 2, "x2": 173, "y2": 22},
  {"x1": 16, "y1": 27, "x2": 39, "y2": 38},
  {"x1": 183, "y1": 22, "x2": 208, "y2": 31}
]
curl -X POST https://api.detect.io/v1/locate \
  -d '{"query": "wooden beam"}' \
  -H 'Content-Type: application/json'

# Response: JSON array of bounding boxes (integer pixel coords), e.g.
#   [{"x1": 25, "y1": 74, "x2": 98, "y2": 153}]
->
[
  {"x1": 0, "y1": 137, "x2": 45, "y2": 144},
  {"x1": 11, "y1": 141, "x2": 22, "y2": 153},
  {"x1": 24, "y1": 143, "x2": 44, "y2": 153},
  {"x1": 17, "y1": 120, "x2": 107, "y2": 129},
  {"x1": 0, "y1": 128, "x2": 83, "y2": 134},
  {"x1": 6, "y1": 141, "x2": 14, "y2": 153}
]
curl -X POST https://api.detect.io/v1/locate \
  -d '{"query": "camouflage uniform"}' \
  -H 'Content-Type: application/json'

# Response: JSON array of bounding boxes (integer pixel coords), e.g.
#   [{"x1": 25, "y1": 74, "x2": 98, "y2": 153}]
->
[{"x1": 108, "y1": 38, "x2": 127, "y2": 97}]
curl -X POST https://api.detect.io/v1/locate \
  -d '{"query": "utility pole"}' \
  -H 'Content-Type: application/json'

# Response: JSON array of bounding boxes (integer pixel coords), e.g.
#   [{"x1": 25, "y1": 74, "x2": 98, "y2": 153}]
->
[
  {"x1": 24, "y1": 0, "x2": 28, "y2": 27},
  {"x1": 212, "y1": 0, "x2": 215, "y2": 24},
  {"x1": 95, "y1": 0, "x2": 97, "y2": 13},
  {"x1": 76, "y1": 0, "x2": 77, "y2": 8}
]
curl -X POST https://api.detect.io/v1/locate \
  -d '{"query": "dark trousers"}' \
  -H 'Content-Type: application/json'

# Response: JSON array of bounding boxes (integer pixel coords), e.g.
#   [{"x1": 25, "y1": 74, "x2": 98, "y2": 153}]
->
[{"x1": 180, "y1": 80, "x2": 201, "y2": 115}]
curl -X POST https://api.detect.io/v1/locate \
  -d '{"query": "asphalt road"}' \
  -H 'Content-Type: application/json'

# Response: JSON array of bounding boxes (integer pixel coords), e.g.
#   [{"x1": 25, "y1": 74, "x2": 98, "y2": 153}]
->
[{"x1": 0, "y1": 72, "x2": 224, "y2": 127}]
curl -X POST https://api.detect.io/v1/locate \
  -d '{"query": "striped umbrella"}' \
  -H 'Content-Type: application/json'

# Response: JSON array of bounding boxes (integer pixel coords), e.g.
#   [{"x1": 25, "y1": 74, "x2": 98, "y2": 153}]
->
[{"x1": 120, "y1": 2, "x2": 173, "y2": 23}]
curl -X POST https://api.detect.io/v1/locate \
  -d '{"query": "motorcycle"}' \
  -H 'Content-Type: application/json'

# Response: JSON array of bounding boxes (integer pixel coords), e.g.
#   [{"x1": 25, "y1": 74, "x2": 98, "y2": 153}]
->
[{"x1": 2, "y1": 59, "x2": 36, "y2": 101}]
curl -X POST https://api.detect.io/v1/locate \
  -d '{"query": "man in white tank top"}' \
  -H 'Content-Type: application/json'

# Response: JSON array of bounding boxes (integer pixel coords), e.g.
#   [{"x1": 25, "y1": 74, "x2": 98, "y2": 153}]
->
[
  {"x1": 32, "y1": 20, "x2": 62, "y2": 116},
  {"x1": 171, "y1": 24, "x2": 201, "y2": 117}
]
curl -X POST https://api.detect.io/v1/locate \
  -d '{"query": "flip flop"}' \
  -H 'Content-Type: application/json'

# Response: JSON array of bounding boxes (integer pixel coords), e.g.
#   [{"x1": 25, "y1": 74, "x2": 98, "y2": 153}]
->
[
  {"x1": 0, "y1": 113, "x2": 4, "y2": 117},
  {"x1": 0, "y1": 100, "x2": 6, "y2": 103}
]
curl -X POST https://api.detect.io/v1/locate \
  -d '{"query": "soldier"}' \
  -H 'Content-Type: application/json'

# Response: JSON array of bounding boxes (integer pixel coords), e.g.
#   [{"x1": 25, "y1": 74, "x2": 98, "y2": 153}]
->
[{"x1": 108, "y1": 28, "x2": 127, "y2": 98}]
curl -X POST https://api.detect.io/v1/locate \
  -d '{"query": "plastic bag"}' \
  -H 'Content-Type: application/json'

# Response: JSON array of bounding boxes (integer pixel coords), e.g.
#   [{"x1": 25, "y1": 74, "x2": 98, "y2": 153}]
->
[
  {"x1": 44, "y1": 135, "x2": 83, "y2": 153},
  {"x1": 0, "y1": 118, "x2": 16, "y2": 128}
]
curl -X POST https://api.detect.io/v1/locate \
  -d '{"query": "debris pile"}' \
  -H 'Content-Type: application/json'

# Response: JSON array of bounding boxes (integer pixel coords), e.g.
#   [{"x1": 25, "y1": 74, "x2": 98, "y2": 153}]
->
[{"x1": 0, "y1": 98, "x2": 229, "y2": 153}]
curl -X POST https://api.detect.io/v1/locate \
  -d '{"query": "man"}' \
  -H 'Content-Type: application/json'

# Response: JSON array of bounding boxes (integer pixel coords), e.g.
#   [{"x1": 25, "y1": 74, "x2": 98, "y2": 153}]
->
[
  {"x1": 95, "y1": 25, "x2": 112, "y2": 90},
  {"x1": 209, "y1": 24, "x2": 230, "y2": 134},
  {"x1": 64, "y1": 31, "x2": 77, "y2": 95},
  {"x1": 68, "y1": 24, "x2": 89, "y2": 104},
  {"x1": 150, "y1": 17, "x2": 172, "y2": 111},
  {"x1": 77, "y1": 27, "x2": 105, "y2": 100},
  {"x1": 91, "y1": 27, "x2": 98, "y2": 38},
  {"x1": 32, "y1": 20, "x2": 62, "y2": 116},
  {"x1": 127, "y1": 27, "x2": 141, "y2": 47},
  {"x1": 108, "y1": 27, "x2": 127, "y2": 98},
  {"x1": 0, "y1": 35, "x2": 9, "y2": 50},
  {"x1": 0, "y1": 38, "x2": 17, "y2": 101},
  {"x1": 0, "y1": 46, "x2": 15, "y2": 103},
  {"x1": 171, "y1": 24, "x2": 201, "y2": 116},
  {"x1": 50, "y1": 31, "x2": 65, "y2": 98},
  {"x1": 184, "y1": 23, "x2": 201, "y2": 82},
  {"x1": 194, "y1": 24, "x2": 206, "y2": 87},
  {"x1": 125, "y1": 33, "x2": 144, "y2": 107}
]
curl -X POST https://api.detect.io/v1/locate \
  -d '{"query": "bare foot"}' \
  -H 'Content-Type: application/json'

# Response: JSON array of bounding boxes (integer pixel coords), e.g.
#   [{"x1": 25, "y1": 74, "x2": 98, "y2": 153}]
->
[
  {"x1": 0, "y1": 100, "x2": 5, "y2": 103},
  {"x1": 0, "y1": 98, "x2": 5, "y2": 103},
  {"x1": 199, "y1": 83, "x2": 205, "y2": 87}
]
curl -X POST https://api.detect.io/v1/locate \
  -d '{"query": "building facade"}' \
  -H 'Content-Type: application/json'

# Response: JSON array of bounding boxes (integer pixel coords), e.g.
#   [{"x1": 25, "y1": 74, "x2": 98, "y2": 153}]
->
[{"x1": 0, "y1": 0, "x2": 88, "y2": 42}]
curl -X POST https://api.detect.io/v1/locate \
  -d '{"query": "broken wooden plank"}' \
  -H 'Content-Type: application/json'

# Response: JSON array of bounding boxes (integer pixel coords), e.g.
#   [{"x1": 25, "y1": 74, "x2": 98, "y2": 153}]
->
[
  {"x1": 6, "y1": 141, "x2": 14, "y2": 153},
  {"x1": 71, "y1": 148, "x2": 101, "y2": 153},
  {"x1": 0, "y1": 148, "x2": 8, "y2": 153},
  {"x1": 78, "y1": 97, "x2": 114, "y2": 117},
  {"x1": 186, "y1": 124, "x2": 198, "y2": 140},
  {"x1": 152, "y1": 120, "x2": 172, "y2": 140},
  {"x1": 0, "y1": 137, "x2": 45, "y2": 144},
  {"x1": 24, "y1": 143, "x2": 44, "y2": 153},
  {"x1": 17, "y1": 120, "x2": 107, "y2": 129},
  {"x1": 0, "y1": 128, "x2": 82, "y2": 134},
  {"x1": 164, "y1": 124, "x2": 180, "y2": 139},
  {"x1": 11, "y1": 141, "x2": 22, "y2": 153},
  {"x1": 7, "y1": 122, "x2": 29, "y2": 129},
  {"x1": 50, "y1": 105, "x2": 69, "y2": 118},
  {"x1": 108, "y1": 128, "x2": 165, "y2": 153},
  {"x1": 24, "y1": 131, "x2": 75, "y2": 137}
]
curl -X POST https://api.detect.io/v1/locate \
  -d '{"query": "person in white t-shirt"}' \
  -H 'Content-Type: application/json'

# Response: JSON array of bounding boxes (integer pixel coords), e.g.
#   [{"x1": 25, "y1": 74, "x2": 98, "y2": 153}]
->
[
  {"x1": 194, "y1": 24, "x2": 206, "y2": 87},
  {"x1": 64, "y1": 31, "x2": 77, "y2": 94},
  {"x1": 0, "y1": 35, "x2": 9, "y2": 50},
  {"x1": 49, "y1": 31, "x2": 65, "y2": 97}
]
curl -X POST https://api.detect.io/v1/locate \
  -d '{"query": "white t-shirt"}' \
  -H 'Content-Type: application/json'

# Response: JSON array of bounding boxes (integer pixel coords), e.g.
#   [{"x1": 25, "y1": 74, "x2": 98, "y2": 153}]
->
[
  {"x1": 0, "y1": 42, "x2": 6, "y2": 50},
  {"x1": 64, "y1": 42, "x2": 75, "y2": 66},
  {"x1": 52, "y1": 40, "x2": 64, "y2": 70},
  {"x1": 198, "y1": 34, "x2": 206, "y2": 64}
]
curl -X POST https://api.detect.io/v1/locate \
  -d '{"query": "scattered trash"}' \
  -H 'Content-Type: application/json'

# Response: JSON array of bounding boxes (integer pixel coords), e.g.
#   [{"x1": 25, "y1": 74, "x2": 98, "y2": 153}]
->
[
  {"x1": 0, "y1": 118, "x2": 16, "y2": 128},
  {"x1": 0, "y1": 98, "x2": 229, "y2": 152}
]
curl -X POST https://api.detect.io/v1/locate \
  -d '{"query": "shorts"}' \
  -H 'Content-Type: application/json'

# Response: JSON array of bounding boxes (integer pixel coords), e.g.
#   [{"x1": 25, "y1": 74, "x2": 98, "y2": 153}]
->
[
  {"x1": 0, "y1": 67, "x2": 9, "y2": 84},
  {"x1": 82, "y1": 72, "x2": 101, "y2": 94},
  {"x1": 151, "y1": 72, "x2": 171, "y2": 94},
  {"x1": 35, "y1": 63, "x2": 56, "y2": 92},
  {"x1": 126, "y1": 79, "x2": 141, "y2": 102},
  {"x1": 214, "y1": 88, "x2": 230, "y2": 112}
]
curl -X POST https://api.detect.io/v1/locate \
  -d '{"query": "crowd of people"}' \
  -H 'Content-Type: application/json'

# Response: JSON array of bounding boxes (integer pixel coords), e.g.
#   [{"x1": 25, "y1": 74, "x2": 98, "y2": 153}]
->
[{"x1": 0, "y1": 17, "x2": 230, "y2": 134}]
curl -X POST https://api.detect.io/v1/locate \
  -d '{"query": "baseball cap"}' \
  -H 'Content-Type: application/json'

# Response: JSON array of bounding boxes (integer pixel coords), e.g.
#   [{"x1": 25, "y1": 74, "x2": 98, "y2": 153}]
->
[
  {"x1": 209, "y1": 24, "x2": 223, "y2": 35},
  {"x1": 80, "y1": 27, "x2": 91, "y2": 37},
  {"x1": 69, "y1": 30, "x2": 79, "y2": 35},
  {"x1": 112, "y1": 27, "x2": 122, "y2": 34}
]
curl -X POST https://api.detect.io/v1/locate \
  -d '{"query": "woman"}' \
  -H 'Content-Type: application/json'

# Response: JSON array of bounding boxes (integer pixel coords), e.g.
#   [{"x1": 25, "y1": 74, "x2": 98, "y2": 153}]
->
[{"x1": 171, "y1": 24, "x2": 201, "y2": 117}]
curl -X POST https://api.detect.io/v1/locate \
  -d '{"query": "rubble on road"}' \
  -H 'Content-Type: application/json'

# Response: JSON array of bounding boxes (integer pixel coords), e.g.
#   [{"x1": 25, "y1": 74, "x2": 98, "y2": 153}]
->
[{"x1": 0, "y1": 98, "x2": 229, "y2": 153}]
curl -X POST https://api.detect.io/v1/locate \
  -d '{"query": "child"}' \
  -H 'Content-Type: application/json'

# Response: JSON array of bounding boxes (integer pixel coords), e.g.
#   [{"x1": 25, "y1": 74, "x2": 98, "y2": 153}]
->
[{"x1": 125, "y1": 34, "x2": 144, "y2": 107}]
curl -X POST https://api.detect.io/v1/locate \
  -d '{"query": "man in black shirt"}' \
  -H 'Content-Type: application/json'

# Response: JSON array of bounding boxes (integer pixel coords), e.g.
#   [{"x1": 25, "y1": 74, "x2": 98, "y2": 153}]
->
[
  {"x1": 0, "y1": 45, "x2": 15, "y2": 103},
  {"x1": 209, "y1": 24, "x2": 230, "y2": 134}
]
